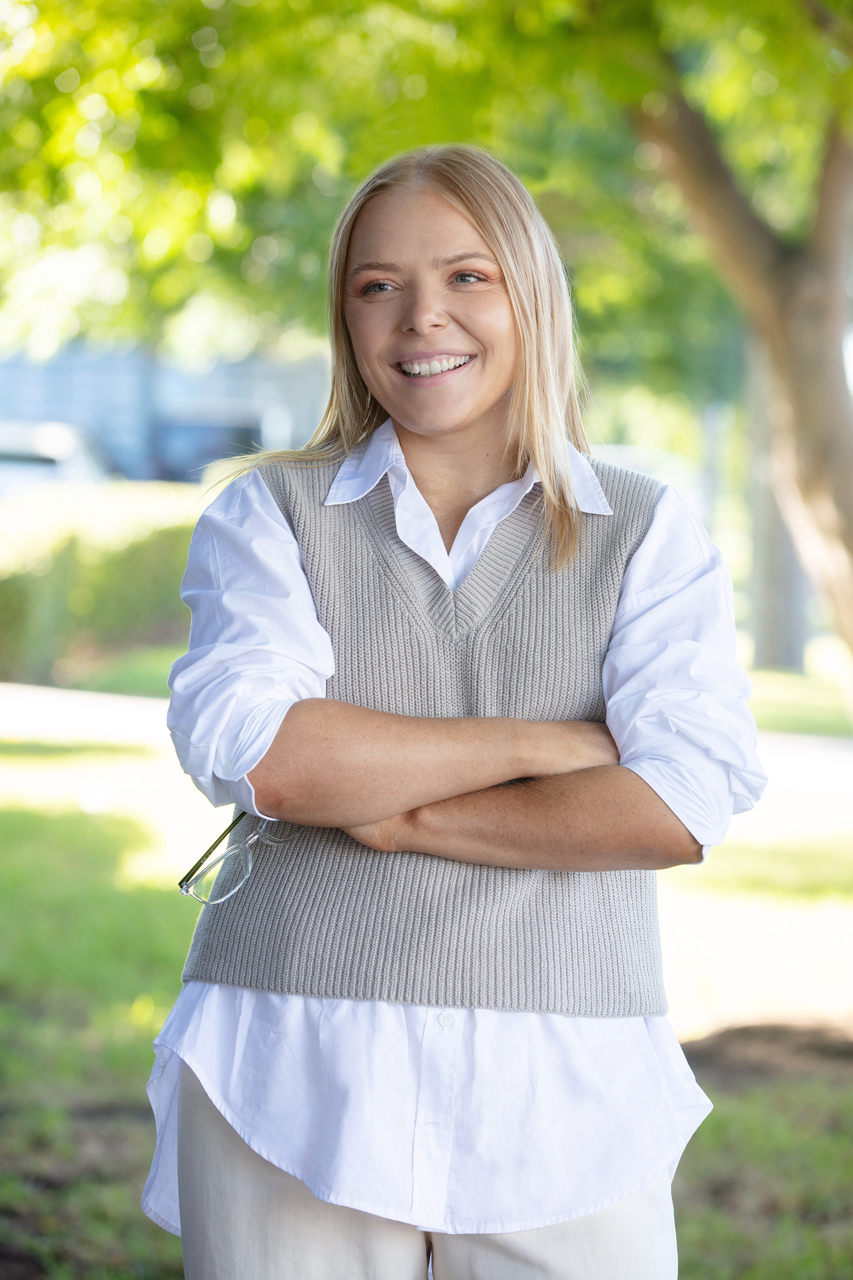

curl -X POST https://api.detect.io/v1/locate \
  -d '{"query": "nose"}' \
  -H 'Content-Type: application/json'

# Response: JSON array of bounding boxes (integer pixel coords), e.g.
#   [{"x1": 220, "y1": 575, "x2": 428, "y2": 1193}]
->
[{"x1": 400, "y1": 284, "x2": 447, "y2": 336}]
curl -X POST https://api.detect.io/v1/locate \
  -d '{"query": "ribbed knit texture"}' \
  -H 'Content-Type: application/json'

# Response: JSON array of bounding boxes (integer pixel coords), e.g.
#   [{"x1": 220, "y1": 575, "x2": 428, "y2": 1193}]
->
[{"x1": 183, "y1": 456, "x2": 665, "y2": 1016}]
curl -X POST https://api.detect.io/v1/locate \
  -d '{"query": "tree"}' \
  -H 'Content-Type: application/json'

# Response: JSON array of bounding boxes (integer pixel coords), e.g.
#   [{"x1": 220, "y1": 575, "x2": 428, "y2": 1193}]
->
[
  {"x1": 439, "y1": 0, "x2": 853, "y2": 648},
  {"x1": 1, "y1": 0, "x2": 851, "y2": 644},
  {"x1": 633, "y1": 45, "x2": 853, "y2": 649}
]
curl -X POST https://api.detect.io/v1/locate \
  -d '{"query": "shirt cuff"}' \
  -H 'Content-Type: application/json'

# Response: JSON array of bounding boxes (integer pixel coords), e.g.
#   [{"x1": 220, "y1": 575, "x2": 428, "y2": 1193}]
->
[
  {"x1": 620, "y1": 749, "x2": 734, "y2": 849},
  {"x1": 225, "y1": 773, "x2": 279, "y2": 821}
]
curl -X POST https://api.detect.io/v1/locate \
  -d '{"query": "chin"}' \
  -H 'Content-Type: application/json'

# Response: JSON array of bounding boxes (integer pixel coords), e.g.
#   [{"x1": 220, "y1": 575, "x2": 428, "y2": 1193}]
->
[
  {"x1": 391, "y1": 395, "x2": 478, "y2": 430},
  {"x1": 395, "y1": 414, "x2": 472, "y2": 438}
]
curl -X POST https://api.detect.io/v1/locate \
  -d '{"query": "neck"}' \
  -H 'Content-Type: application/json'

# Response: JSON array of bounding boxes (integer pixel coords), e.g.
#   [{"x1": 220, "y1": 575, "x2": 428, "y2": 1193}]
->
[{"x1": 392, "y1": 415, "x2": 520, "y2": 552}]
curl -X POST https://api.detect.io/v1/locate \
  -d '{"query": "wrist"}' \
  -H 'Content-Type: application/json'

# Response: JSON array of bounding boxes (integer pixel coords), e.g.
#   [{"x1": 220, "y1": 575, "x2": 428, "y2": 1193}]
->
[{"x1": 398, "y1": 805, "x2": 434, "y2": 854}]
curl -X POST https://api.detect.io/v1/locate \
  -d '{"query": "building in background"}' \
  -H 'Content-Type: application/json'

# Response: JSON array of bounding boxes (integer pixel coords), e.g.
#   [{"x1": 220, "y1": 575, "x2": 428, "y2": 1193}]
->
[{"x1": 0, "y1": 344, "x2": 330, "y2": 481}]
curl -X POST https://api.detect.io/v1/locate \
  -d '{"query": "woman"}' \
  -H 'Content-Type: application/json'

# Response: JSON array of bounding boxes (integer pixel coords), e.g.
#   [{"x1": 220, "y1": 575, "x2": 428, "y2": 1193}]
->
[{"x1": 143, "y1": 146, "x2": 765, "y2": 1278}]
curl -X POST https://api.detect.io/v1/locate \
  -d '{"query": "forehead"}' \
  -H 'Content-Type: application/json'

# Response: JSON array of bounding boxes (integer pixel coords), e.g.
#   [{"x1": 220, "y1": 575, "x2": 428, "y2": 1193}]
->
[{"x1": 347, "y1": 186, "x2": 493, "y2": 266}]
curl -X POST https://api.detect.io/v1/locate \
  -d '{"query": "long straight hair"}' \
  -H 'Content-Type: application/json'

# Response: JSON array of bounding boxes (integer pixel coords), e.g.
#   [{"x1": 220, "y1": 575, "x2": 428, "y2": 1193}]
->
[{"x1": 248, "y1": 145, "x2": 589, "y2": 566}]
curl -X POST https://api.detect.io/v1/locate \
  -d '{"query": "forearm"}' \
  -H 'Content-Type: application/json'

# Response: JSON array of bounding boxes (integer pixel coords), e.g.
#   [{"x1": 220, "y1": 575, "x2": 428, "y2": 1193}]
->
[
  {"x1": 384, "y1": 766, "x2": 703, "y2": 870},
  {"x1": 249, "y1": 699, "x2": 617, "y2": 826}
]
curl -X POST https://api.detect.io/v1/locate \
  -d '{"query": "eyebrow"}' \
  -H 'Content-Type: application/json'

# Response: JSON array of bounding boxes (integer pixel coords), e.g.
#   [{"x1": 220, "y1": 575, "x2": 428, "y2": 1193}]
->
[
  {"x1": 347, "y1": 260, "x2": 399, "y2": 278},
  {"x1": 347, "y1": 251, "x2": 499, "y2": 279},
  {"x1": 437, "y1": 252, "x2": 499, "y2": 268}
]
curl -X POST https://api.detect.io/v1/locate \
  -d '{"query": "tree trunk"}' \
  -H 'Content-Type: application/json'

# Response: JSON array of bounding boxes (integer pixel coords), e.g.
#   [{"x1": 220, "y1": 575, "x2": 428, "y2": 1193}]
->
[
  {"x1": 748, "y1": 339, "x2": 811, "y2": 671},
  {"x1": 759, "y1": 258, "x2": 853, "y2": 645},
  {"x1": 638, "y1": 100, "x2": 853, "y2": 650}
]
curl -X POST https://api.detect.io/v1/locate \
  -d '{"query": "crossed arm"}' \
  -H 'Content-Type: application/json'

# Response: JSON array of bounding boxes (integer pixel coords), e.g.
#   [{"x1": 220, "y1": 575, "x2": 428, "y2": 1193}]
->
[{"x1": 248, "y1": 698, "x2": 702, "y2": 871}]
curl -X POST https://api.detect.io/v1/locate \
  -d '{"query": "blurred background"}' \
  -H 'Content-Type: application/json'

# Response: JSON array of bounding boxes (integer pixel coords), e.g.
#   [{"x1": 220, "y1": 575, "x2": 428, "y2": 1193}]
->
[{"x1": 2, "y1": 1, "x2": 853, "y2": 1276}]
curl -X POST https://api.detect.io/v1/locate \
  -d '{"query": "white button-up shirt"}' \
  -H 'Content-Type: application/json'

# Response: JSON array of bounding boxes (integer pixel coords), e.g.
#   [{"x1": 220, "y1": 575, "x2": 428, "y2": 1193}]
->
[{"x1": 143, "y1": 420, "x2": 765, "y2": 1238}]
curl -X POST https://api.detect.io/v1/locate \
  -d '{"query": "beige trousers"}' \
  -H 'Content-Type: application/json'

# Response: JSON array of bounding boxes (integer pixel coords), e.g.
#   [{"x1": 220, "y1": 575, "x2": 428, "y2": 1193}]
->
[{"x1": 178, "y1": 1064, "x2": 678, "y2": 1280}]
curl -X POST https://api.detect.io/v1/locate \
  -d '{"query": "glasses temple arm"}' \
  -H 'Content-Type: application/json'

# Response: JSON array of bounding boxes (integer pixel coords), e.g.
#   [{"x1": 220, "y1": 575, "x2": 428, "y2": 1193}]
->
[{"x1": 178, "y1": 810, "x2": 247, "y2": 891}]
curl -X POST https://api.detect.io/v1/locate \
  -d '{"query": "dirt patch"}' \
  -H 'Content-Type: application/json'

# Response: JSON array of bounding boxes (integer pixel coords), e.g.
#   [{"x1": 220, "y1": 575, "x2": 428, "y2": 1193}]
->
[
  {"x1": 0, "y1": 1106, "x2": 183, "y2": 1279},
  {"x1": 0, "y1": 1243, "x2": 47, "y2": 1280},
  {"x1": 682, "y1": 1022, "x2": 853, "y2": 1092}
]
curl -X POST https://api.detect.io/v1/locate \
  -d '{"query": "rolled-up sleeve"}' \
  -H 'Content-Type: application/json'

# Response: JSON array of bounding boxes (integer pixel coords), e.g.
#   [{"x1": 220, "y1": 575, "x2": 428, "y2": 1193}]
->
[
  {"x1": 604, "y1": 485, "x2": 767, "y2": 851},
  {"x1": 167, "y1": 470, "x2": 335, "y2": 816}
]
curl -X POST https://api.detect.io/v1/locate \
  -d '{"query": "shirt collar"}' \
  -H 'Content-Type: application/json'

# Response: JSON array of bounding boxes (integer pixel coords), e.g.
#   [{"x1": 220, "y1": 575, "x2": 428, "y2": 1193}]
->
[{"x1": 324, "y1": 417, "x2": 612, "y2": 515}]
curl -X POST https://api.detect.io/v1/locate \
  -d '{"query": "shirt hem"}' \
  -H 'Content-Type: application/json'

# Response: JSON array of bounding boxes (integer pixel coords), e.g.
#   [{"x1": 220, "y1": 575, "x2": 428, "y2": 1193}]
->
[
  {"x1": 140, "y1": 1197, "x2": 182, "y2": 1238},
  {"x1": 145, "y1": 1044, "x2": 709, "y2": 1238}
]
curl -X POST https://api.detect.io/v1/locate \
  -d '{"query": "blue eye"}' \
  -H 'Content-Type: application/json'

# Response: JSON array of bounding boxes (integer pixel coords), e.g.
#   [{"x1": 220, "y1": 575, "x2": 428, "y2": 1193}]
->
[
  {"x1": 455, "y1": 272, "x2": 483, "y2": 284},
  {"x1": 362, "y1": 281, "x2": 391, "y2": 294}
]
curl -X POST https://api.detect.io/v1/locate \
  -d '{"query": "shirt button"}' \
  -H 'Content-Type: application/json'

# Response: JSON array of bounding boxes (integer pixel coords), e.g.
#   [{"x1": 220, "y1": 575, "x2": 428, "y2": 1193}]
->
[{"x1": 438, "y1": 1012, "x2": 454, "y2": 1029}]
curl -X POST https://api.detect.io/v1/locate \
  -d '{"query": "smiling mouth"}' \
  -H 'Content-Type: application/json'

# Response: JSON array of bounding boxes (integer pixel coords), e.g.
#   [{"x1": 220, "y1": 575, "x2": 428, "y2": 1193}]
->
[{"x1": 398, "y1": 355, "x2": 473, "y2": 378}]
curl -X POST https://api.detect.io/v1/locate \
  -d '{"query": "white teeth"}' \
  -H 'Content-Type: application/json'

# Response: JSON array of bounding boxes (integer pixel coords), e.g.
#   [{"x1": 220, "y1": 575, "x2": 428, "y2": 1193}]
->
[{"x1": 400, "y1": 355, "x2": 472, "y2": 377}]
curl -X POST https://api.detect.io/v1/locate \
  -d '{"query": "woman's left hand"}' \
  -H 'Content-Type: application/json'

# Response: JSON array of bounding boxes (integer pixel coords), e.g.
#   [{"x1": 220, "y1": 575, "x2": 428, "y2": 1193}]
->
[{"x1": 343, "y1": 813, "x2": 413, "y2": 853}]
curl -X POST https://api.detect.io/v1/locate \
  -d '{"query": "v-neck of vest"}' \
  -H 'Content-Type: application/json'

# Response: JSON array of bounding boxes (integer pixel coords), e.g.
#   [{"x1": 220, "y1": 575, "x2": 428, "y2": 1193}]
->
[{"x1": 353, "y1": 474, "x2": 546, "y2": 638}]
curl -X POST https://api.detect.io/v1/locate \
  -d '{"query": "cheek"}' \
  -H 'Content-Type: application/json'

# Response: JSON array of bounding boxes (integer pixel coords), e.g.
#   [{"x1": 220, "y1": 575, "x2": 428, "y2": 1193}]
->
[
  {"x1": 344, "y1": 311, "x2": 391, "y2": 401},
  {"x1": 488, "y1": 304, "x2": 518, "y2": 376},
  {"x1": 345, "y1": 305, "x2": 390, "y2": 374},
  {"x1": 474, "y1": 296, "x2": 517, "y2": 359}
]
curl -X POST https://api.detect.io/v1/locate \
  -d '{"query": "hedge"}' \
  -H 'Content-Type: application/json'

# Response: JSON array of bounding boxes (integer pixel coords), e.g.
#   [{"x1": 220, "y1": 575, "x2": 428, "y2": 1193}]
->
[{"x1": 0, "y1": 525, "x2": 193, "y2": 685}]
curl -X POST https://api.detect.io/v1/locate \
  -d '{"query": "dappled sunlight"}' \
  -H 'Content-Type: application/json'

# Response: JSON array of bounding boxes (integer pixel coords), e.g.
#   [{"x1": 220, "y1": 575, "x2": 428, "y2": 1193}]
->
[
  {"x1": 95, "y1": 994, "x2": 173, "y2": 1041},
  {"x1": 0, "y1": 684, "x2": 226, "y2": 889},
  {"x1": 0, "y1": 478, "x2": 203, "y2": 577}
]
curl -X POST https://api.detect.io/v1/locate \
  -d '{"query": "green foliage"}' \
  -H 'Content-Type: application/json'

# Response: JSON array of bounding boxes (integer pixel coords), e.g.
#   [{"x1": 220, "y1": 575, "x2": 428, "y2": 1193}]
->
[
  {"x1": 70, "y1": 525, "x2": 193, "y2": 646},
  {"x1": 587, "y1": 383, "x2": 706, "y2": 461},
  {"x1": 0, "y1": 525, "x2": 192, "y2": 684},
  {"x1": 0, "y1": 539, "x2": 80, "y2": 683},
  {"x1": 1, "y1": 1, "x2": 848, "y2": 399},
  {"x1": 49, "y1": 641, "x2": 184, "y2": 697},
  {"x1": 0, "y1": 571, "x2": 28, "y2": 676},
  {"x1": 61, "y1": 642, "x2": 187, "y2": 697}
]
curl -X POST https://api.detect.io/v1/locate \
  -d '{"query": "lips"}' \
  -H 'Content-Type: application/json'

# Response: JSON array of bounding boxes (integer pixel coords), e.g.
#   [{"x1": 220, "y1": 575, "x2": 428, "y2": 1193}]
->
[{"x1": 399, "y1": 354, "x2": 473, "y2": 378}]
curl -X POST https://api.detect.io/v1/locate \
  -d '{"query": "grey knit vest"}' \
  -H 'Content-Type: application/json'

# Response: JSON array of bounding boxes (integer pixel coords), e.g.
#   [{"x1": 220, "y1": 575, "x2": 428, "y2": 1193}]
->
[{"x1": 183, "y1": 455, "x2": 665, "y2": 1017}]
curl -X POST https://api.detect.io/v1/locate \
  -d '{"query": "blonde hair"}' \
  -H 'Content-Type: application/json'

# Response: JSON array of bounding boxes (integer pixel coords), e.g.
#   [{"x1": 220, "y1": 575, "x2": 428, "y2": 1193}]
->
[{"x1": 249, "y1": 145, "x2": 589, "y2": 565}]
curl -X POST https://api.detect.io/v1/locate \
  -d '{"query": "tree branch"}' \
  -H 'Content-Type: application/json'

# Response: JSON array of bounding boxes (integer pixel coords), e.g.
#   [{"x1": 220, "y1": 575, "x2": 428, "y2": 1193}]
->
[
  {"x1": 635, "y1": 92, "x2": 784, "y2": 329},
  {"x1": 799, "y1": 0, "x2": 853, "y2": 50}
]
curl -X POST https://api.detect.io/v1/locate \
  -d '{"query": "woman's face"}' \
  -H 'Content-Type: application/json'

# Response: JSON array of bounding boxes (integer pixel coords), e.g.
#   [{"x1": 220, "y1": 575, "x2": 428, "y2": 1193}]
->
[{"x1": 344, "y1": 187, "x2": 518, "y2": 446}]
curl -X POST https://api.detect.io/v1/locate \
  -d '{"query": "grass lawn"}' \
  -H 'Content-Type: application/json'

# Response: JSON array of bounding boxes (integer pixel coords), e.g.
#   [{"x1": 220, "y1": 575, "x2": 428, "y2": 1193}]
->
[
  {"x1": 676, "y1": 1027, "x2": 853, "y2": 1279},
  {"x1": 749, "y1": 670, "x2": 852, "y2": 737},
  {"x1": 62, "y1": 646, "x2": 187, "y2": 701},
  {"x1": 0, "y1": 805, "x2": 195, "y2": 1278},
  {"x1": 0, "y1": 741, "x2": 150, "y2": 760},
  {"x1": 666, "y1": 840, "x2": 853, "y2": 901},
  {"x1": 1, "y1": 785, "x2": 853, "y2": 1276}
]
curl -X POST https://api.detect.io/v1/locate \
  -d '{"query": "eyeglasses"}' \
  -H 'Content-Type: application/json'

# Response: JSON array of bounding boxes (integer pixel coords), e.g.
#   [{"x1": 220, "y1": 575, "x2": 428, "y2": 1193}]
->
[{"x1": 179, "y1": 811, "x2": 299, "y2": 905}]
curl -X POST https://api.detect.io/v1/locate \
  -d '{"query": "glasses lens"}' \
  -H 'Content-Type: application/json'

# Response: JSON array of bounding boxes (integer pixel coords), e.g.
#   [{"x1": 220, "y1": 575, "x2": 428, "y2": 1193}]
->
[{"x1": 187, "y1": 841, "x2": 252, "y2": 905}]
